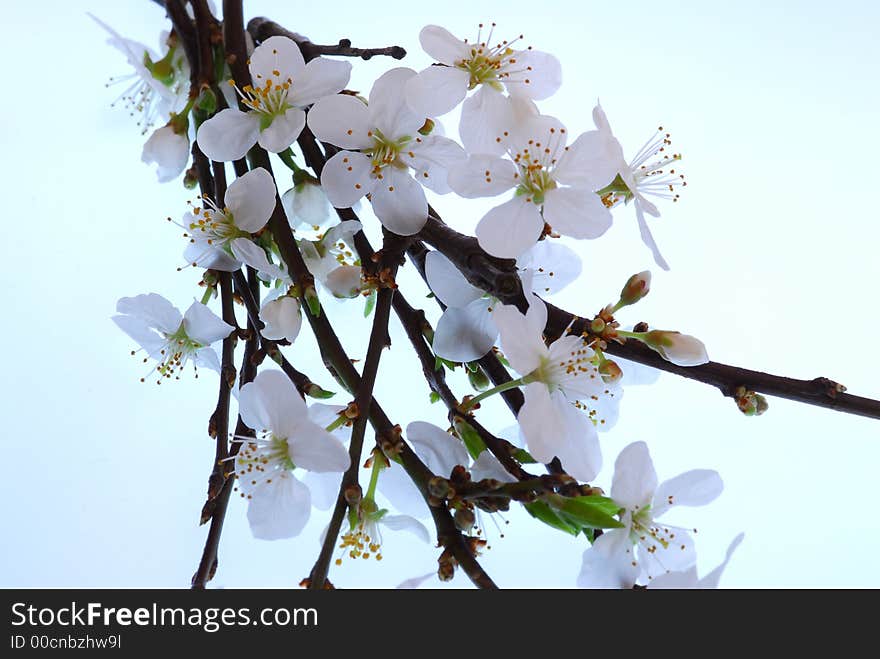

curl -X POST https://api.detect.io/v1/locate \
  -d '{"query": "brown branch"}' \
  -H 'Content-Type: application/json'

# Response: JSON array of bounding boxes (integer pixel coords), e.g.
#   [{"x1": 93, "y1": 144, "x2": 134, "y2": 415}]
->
[{"x1": 247, "y1": 17, "x2": 406, "y2": 60}]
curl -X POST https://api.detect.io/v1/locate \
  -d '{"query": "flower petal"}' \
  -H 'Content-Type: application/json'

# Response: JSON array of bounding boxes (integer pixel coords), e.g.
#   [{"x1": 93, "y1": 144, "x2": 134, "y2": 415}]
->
[
  {"x1": 183, "y1": 241, "x2": 240, "y2": 272},
  {"x1": 405, "y1": 65, "x2": 469, "y2": 118},
  {"x1": 610, "y1": 441, "x2": 658, "y2": 509},
  {"x1": 698, "y1": 532, "x2": 745, "y2": 589},
  {"x1": 116, "y1": 293, "x2": 182, "y2": 334},
  {"x1": 112, "y1": 314, "x2": 165, "y2": 357},
  {"x1": 289, "y1": 426, "x2": 350, "y2": 473},
  {"x1": 425, "y1": 250, "x2": 483, "y2": 307},
  {"x1": 470, "y1": 451, "x2": 517, "y2": 483},
  {"x1": 459, "y1": 85, "x2": 515, "y2": 156},
  {"x1": 141, "y1": 126, "x2": 189, "y2": 182},
  {"x1": 407, "y1": 421, "x2": 470, "y2": 477},
  {"x1": 307, "y1": 94, "x2": 373, "y2": 150},
  {"x1": 257, "y1": 107, "x2": 306, "y2": 153},
  {"x1": 491, "y1": 304, "x2": 546, "y2": 375},
  {"x1": 320, "y1": 150, "x2": 375, "y2": 208},
  {"x1": 225, "y1": 166, "x2": 277, "y2": 231},
  {"x1": 377, "y1": 462, "x2": 428, "y2": 518},
  {"x1": 447, "y1": 154, "x2": 517, "y2": 198},
  {"x1": 368, "y1": 67, "x2": 424, "y2": 139},
  {"x1": 476, "y1": 197, "x2": 544, "y2": 259},
  {"x1": 289, "y1": 57, "x2": 352, "y2": 107},
  {"x1": 652, "y1": 469, "x2": 723, "y2": 517},
  {"x1": 230, "y1": 238, "x2": 289, "y2": 281},
  {"x1": 401, "y1": 134, "x2": 465, "y2": 194},
  {"x1": 238, "y1": 369, "x2": 308, "y2": 435},
  {"x1": 554, "y1": 129, "x2": 624, "y2": 190},
  {"x1": 432, "y1": 299, "x2": 498, "y2": 362},
  {"x1": 302, "y1": 471, "x2": 342, "y2": 511},
  {"x1": 369, "y1": 168, "x2": 428, "y2": 235},
  {"x1": 196, "y1": 108, "x2": 260, "y2": 162},
  {"x1": 634, "y1": 200, "x2": 670, "y2": 271},
  {"x1": 542, "y1": 186, "x2": 612, "y2": 240},
  {"x1": 182, "y1": 300, "x2": 234, "y2": 345},
  {"x1": 551, "y1": 393, "x2": 602, "y2": 482},
  {"x1": 518, "y1": 240, "x2": 582, "y2": 296},
  {"x1": 323, "y1": 265, "x2": 363, "y2": 298},
  {"x1": 260, "y1": 295, "x2": 302, "y2": 343},
  {"x1": 419, "y1": 25, "x2": 469, "y2": 65},
  {"x1": 249, "y1": 35, "x2": 305, "y2": 82},
  {"x1": 505, "y1": 49, "x2": 561, "y2": 100},
  {"x1": 577, "y1": 528, "x2": 640, "y2": 589},
  {"x1": 245, "y1": 472, "x2": 311, "y2": 540},
  {"x1": 381, "y1": 514, "x2": 431, "y2": 543}
]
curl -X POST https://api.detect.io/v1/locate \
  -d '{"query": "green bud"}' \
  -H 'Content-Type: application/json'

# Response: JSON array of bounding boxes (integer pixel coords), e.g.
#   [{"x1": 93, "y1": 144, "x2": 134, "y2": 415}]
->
[
  {"x1": 195, "y1": 87, "x2": 217, "y2": 115},
  {"x1": 306, "y1": 383, "x2": 336, "y2": 399},
  {"x1": 615, "y1": 271, "x2": 651, "y2": 311},
  {"x1": 467, "y1": 365, "x2": 491, "y2": 391},
  {"x1": 303, "y1": 285, "x2": 321, "y2": 317}
]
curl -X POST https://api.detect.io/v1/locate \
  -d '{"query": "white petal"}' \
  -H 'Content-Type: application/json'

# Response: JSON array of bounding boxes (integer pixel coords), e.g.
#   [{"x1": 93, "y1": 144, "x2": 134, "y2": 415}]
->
[
  {"x1": 634, "y1": 200, "x2": 670, "y2": 271},
  {"x1": 617, "y1": 357, "x2": 662, "y2": 386},
  {"x1": 577, "y1": 528, "x2": 640, "y2": 589},
  {"x1": 424, "y1": 250, "x2": 482, "y2": 307},
  {"x1": 554, "y1": 129, "x2": 625, "y2": 190},
  {"x1": 230, "y1": 238, "x2": 288, "y2": 281},
  {"x1": 647, "y1": 567, "x2": 699, "y2": 589},
  {"x1": 196, "y1": 108, "x2": 260, "y2": 162},
  {"x1": 405, "y1": 65, "x2": 469, "y2": 118},
  {"x1": 193, "y1": 347, "x2": 222, "y2": 373},
  {"x1": 552, "y1": 399, "x2": 602, "y2": 482},
  {"x1": 289, "y1": 57, "x2": 352, "y2": 107},
  {"x1": 639, "y1": 526, "x2": 697, "y2": 579},
  {"x1": 402, "y1": 134, "x2": 466, "y2": 194},
  {"x1": 369, "y1": 168, "x2": 427, "y2": 235},
  {"x1": 239, "y1": 369, "x2": 308, "y2": 435},
  {"x1": 504, "y1": 49, "x2": 561, "y2": 100},
  {"x1": 183, "y1": 241, "x2": 240, "y2": 271},
  {"x1": 257, "y1": 107, "x2": 305, "y2": 153},
  {"x1": 323, "y1": 265, "x2": 363, "y2": 298},
  {"x1": 396, "y1": 572, "x2": 436, "y2": 589},
  {"x1": 141, "y1": 126, "x2": 189, "y2": 182},
  {"x1": 182, "y1": 300, "x2": 234, "y2": 345},
  {"x1": 418, "y1": 25, "x2": 469, "y2": 65},
  {"x1": 542, "y1": 187, "x2": 612, "y2": 240},
  {"x1": 246, "y1": 472, "x2": 311, "y2": 540},
  {"x1": 302, "y1": 471, "x2": 341, "y2": 511},
  {"x1": 470, "y1": 451, "x2": 517, "y2": 483},
  {"x1": 610, "y1": 441, "x2": 658, "y2": 510},
  {"x1": 476, "y1": 197, "x2": 543, "y2": 259},
  {"x1": 307, "y1": 94, "x2": 373, "y2": 150},
  {"x1": 491, "y1": 304, "x2": 546, "y2": 375},
  {"x1": 381, "y1": 514, "x2": 431, "y2": 543},
  {"x1": 320, "y1": 150, "x2": 375, "y2": 208},
  {"x1": 459, "y1": 86, "x2": 515, "y2": 156},
  {"x1": 518, "y1": 240, "x2": 582, "y2": 296},
  {"x1": 447, "y1": 154, "x2": 517, "y2": 198},
  {"x1": 406, "y1": 421, "x2": 469, "y2": 477},
  {"x1": 112, "y1": 315, "x2": 165, "y2": 357},
  {"x1": 432, "y1": 299, "x2": 498, "y2": 363},
  {"x1": 698, "y1": 533, "x2": 745, "y2": 589},
  {"x1": 377, "y1": 461, "x2": 429, "y2": 518},
  {"x1": 225, "y1": 166, "x2": 277, "y2": 231},
  {"x1": 289, "y1": 426, "x2": 350, "y2": 472},
  {"x1": 249, "y1": 35, "x2": 305, "y2": 82},
  {"x1": 652, "y1": 469, "x2": 723, "y2": 518},
  {"x1": 116, "y1": 293, "x2": 182, "y2": 334},
  {"x1": 368, "y1": 67, "x2": 424, "y2": 139},
  {"x1": 517, "y1": 383, "x2": 563, "y2": 464},
  {"x1": 260, "y1": 295, "x2": 302, "y2": 342},
  {"x1": 306, "y1": 403, "x2": 346, "y2": 430}
]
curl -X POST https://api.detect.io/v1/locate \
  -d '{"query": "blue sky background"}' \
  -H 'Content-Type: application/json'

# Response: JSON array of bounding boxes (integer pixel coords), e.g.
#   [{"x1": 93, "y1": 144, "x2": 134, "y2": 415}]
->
[{"x1": 1, "y1": 0, "x2": 878, "y2": 588}]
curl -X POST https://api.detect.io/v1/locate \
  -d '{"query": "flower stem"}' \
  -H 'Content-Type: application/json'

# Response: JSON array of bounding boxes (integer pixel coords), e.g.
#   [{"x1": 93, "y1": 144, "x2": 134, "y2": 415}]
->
[
  {"x1": 365, "y1": 453, "x2": 383, "y2": 501},
  {"x1": 277, "y1": 147, "x2": 300, "y2": 173},
  {"x1": 616, "y1": 330, "x2": 645, "y2": 341},
  {"x1": 460, "y1": 376, "x2": 529, "y2": 412},
  {"x1": 200, "y1": 286, "x2": 214, "y2": 305},
  {"x1": 325, "y1": 414, "x2": 348, "y2": 433}
]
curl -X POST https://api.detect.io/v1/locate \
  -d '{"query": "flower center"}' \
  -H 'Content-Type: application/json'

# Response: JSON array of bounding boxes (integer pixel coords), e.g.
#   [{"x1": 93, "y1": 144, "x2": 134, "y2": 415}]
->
[
  {"x1": 456, "y1": 23, "x2": 526, "y2": 91},
  {"x1": 511, "y1": 129, "x2": 567, "y2": 205},
  {"x1": 230, "y1": 74, "x2": 293, "y2": 130},
  {"x1": 182, "y1": 197, "x2": 251, "y2": 254},
  {"x1": 336, "y1": 499, "x2": 385, "y2": 564},
  {"x1": 364, "y1": 129, "x2": 411, "y2": 175},
  {"x1": 142, "y1": 322, "x2": 202, "y2": 383}
]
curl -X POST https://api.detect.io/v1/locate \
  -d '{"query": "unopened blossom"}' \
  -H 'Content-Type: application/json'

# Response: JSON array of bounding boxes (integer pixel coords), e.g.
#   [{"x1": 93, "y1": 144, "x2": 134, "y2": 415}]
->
[
  {"x1": 425, "y1": 241, "x2": 580, "y2": 362},
  {"x1": 406, "y1": 24, "x2": 562, "y2": 155},
  {"x1": 577, "y1": 441, "x2": 723, "y2": 588},
  {"x1": 197, "y1": 36, "x2": 352, "y2": 161},
  {"x1": 282, "y1": 171, "x2": 332, "y2": 229},
  {"x1": 259, "y1": 288, "x2": 302, "y2": 343},
  {"x1": 142, "y1": 123, "x2": 189, "y2": 183},
  {"x1": 448, "y1": 114, "x2": 612, "y2": 258},
  {"x1": 649, "y1": 533, "x2": 744, "y2": 589},
  {"x1": 235, "y1": 370, "x2": 350, "y2": 540},
  {"x1": 113, "y1": 293, "x2": 233, "y2": 381},
  {"x1": 91, "y1": 15, "x2": 189, "y2": 133},
  {"x1": 308, "y1": 67, "x2": 465, "y2": 235},
  {"x1": 641, "y1": 330, "x2": 709, "y2": 367},
  {"x1": 179, "y1": 167, "x2": 279, "y2": 274},
  {"x1": 583, "y1": 103, "x2": 687, "y2": 270},
  {"x1": 492, "y1": 303, "x2": 621, "y2": 482},
  {"x1": 299, "y1": 220, "x2": 363, "y2": 298}
]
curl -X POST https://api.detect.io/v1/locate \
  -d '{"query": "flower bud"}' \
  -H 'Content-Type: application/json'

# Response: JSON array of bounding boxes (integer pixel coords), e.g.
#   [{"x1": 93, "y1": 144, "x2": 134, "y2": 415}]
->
[
  {"x1": 259, "y1": 295, "x2": 302, "y2": 343},
  {"x1": 467, "y1": 365, "x2": 491, "y2": 391},
  {"x1": 418, "y1": 118, "x2": 435, "y2": 135},
  {"x1": 616, "y1": 271, "x2": 651, "y2": 309},
  {"x1": 599, "y1": 359, "x2": 623, "y2": 384},
  {"x1": 306, "y1": 383, "x2": 337, "y2": 399},
  {"x1": 734, "y1": 386, "x2": 769, "y2": 416},
  {"x1": 454, "y1": 508, "x2": 476, "y2": 532},
  {"x1": 642, "y1": 330, "x2": 709, "y2": 366}
]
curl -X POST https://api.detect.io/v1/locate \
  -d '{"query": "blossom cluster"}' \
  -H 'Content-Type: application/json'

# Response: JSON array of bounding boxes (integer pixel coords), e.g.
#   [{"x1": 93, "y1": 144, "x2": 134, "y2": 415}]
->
[{"x1": 101, "y1": 12, "x2": 738, "y2": 590}]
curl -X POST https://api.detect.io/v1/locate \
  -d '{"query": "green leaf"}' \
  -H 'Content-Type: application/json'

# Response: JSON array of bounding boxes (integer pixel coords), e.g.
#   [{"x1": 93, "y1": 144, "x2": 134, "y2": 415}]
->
[
  {"x1": 452, "y1": 417, "x2": 487, "y2": 461},
  {"x1": 512, "y1": 448, "x2": 537, "y2": 464},
  {"x1": 524, "y1": 501, "x2": 581, "y2": 536},
  {"x1": 363, "y1": 289, "x2": 377, "y2": 317},
  {"x1": 429, "y1": 391, "x2": 441, "y2": 404},
  {"x1": 556, "y1": 497, "x2": 624, "y2": 530},
  {"x1": 306, "y1": 384, "x2": 336, "y2": 399}
]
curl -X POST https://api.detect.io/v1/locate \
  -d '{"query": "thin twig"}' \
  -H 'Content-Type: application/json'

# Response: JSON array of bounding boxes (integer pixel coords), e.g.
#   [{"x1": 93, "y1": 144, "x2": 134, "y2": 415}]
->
[{"x1": 247, "y1": 17, "x2": 406, "y2": 60}]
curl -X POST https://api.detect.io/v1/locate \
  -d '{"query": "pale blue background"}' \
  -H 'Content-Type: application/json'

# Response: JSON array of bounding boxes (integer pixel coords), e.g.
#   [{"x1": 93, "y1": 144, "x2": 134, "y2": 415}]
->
[{"x1": 1, "y1": 0, "x2": 878, "y2": 588}]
